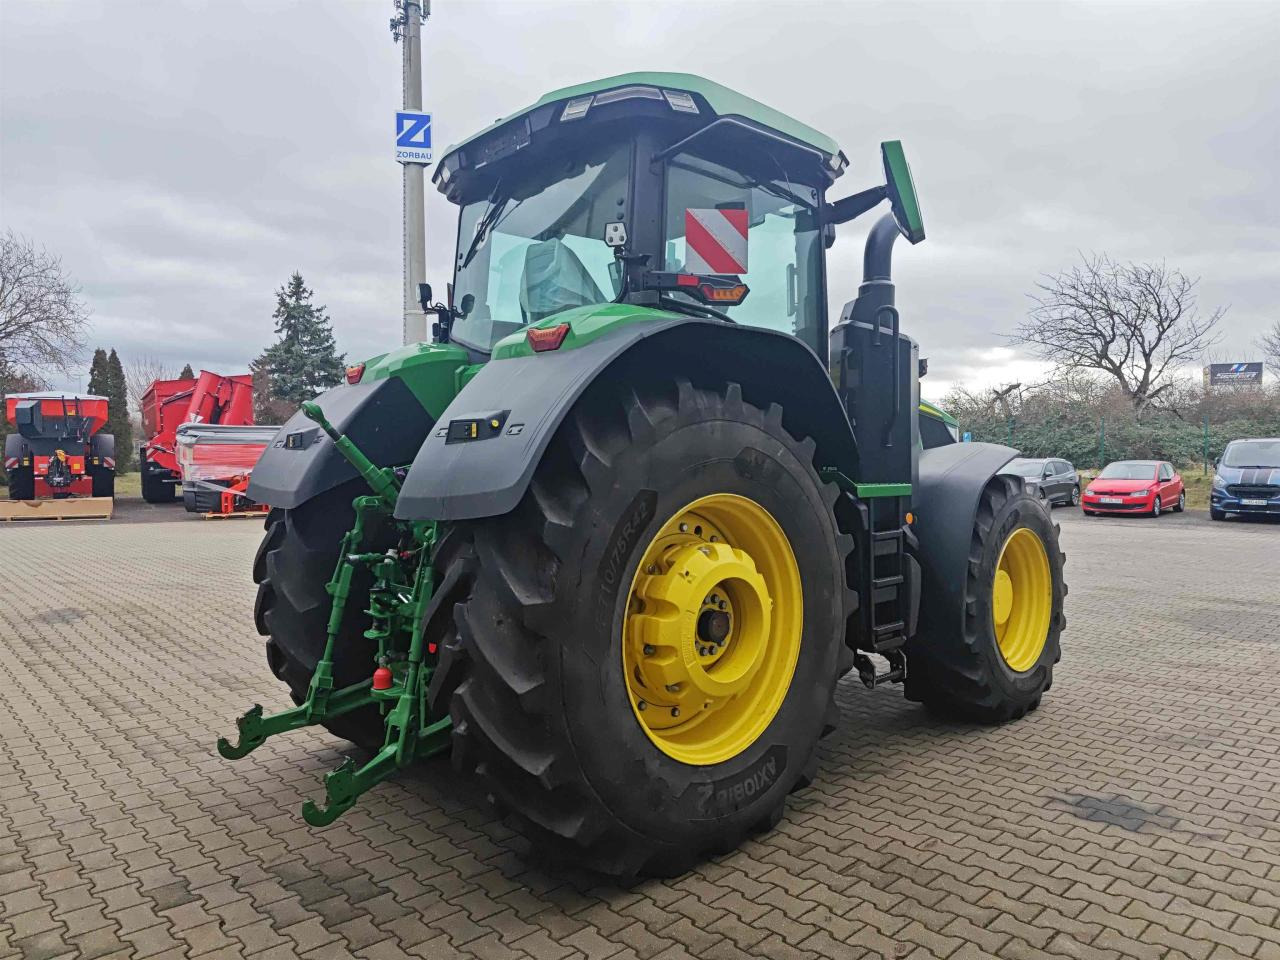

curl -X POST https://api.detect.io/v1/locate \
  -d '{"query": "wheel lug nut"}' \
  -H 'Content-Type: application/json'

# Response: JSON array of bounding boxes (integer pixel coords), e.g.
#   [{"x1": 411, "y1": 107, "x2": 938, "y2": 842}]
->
[
  {"x1": 665, "y1": 683, "x2": 680, "y2": 692},
  {"x1": 718, "y1": 600, "x2": 727, "y2": 610},
  {"x1": 643, "y1": 644, "x2": 655, "y2": 656},
  {"x1": 670, "y1": 707, "x2": 680, "y2": 717},
  {"x1": 637, "y1": 700, "x2": 647, "y2": 711},
  {"x1": 679, "y1": 522, "x2": 688, "y2": 532},
  {"x1": 710, "y1": 594, "x2": 719, "y2": 605}
]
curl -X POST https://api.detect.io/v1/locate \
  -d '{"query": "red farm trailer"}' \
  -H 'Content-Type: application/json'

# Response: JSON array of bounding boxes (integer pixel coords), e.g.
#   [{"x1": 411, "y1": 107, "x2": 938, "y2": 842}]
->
[
  {"x1": 139, "y1": 371, "x2": 254, "y2": 503},
  {"x1": 3, "y1": 393, "x2": 115, "y2": 520}
]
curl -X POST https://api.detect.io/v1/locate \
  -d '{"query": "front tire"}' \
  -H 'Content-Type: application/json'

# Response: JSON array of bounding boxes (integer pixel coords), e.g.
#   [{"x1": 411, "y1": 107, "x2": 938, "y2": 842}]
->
[
  {"x1": 1210, "y1": 506, "x2": 1226, "y2": 521},
  {"x1": 432, "y1": 377, "x2": 850, "y2": 878},
  {"x1": 907, "y1": 475, "x2": 1065, "y2": 722}
]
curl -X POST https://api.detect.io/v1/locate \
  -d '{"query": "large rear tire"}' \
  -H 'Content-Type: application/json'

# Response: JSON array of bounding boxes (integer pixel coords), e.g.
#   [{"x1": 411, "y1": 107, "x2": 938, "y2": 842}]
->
[
  {"x1": 906, "y1": 474, "x2": 1065, "y2": 722},
  {"x1": 430, "y1": 377, "x2": 852, "y2": 878},
  {"x1": 252, "y1": 480, "x2": 390, "y2": 750}
]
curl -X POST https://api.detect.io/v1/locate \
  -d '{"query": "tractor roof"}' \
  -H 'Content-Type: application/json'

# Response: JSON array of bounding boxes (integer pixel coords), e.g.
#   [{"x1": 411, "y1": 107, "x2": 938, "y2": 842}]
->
[{"x1": 434, "y1": 72, "x2": 846, "y2": 199}]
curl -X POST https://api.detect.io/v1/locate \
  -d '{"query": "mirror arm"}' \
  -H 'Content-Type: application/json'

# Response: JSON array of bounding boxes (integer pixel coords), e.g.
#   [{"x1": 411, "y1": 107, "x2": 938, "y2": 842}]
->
[{"x1": 827, "y1": 184, "x2": 887, "y2": 225}]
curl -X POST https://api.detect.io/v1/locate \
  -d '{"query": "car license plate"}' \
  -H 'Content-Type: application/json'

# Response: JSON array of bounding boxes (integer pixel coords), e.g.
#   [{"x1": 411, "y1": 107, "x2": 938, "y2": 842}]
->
[
  {"x1": 1100, "y1": 497, "x2": 1123, "y2": 504},
  {"x1": 1241, "y1": 498, "x2": 1267, "y2": 506}
]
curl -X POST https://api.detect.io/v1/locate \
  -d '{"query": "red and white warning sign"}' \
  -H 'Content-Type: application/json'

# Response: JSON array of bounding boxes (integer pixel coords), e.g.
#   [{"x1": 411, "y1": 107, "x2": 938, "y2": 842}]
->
[{"x1": 685, "y1": 207, "x2": 748, "y2": 275}]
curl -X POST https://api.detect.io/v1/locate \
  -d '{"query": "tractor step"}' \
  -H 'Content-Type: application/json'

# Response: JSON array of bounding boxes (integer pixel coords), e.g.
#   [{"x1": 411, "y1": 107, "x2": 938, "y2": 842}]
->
[{"x1": 0, "y1": 497, "x2": 113, "y2": 522}]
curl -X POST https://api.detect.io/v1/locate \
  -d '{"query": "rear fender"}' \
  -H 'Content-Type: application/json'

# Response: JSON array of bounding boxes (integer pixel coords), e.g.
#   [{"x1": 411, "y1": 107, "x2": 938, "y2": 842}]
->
[
  {"x1": 394, "y1": 319, "x2": 858, "y2": 521},
  {"x1": 91, "y1": 433, "x2": 115, "y2": 469},
  {"x1": 910, "y1": 441, "x2": 1017, "y2": 638},
  {"x1": 247, "y1": 376, "x2": 431, "y2": 510}
]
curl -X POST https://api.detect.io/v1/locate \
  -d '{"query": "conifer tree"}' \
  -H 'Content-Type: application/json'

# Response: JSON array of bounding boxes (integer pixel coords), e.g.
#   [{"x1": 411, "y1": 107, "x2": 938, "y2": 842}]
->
[
  {"x1": 256, "y1": 272, "x2": 345, "y2": 412},
  {"x1": 178, "y1": 363, "x2": 195, "y2": 380},
  {"x1": 105, "y1": 348, "x2": 132, "y2": 470},
  {"x1": 87, "y1": 348, "x2": 110, "y2": 396}
]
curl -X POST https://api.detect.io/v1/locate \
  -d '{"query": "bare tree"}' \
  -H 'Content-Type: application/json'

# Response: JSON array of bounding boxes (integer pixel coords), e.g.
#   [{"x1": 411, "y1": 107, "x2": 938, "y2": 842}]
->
[
  {"x1": 1258, "y1": 320, "x2": 1280, "y2": 374},
  {"x1": 123, "y1": 354, "x2": 176, "y2": 415},
  {"x1": 1012, "y1": 253, "x2": 1224, "y2": 412},
  {"x1": 0, "y1": 230, "x2": 90, "y2": 379}
]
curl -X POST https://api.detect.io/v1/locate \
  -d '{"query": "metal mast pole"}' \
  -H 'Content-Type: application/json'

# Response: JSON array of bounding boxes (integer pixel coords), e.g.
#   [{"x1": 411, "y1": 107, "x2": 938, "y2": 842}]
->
[{"x1": 394, "y1": 0, "x2": 429, "y2": 344}]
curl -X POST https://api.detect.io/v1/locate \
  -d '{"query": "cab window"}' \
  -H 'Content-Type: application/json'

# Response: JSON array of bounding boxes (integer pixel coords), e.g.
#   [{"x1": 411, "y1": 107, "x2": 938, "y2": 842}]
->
[{"x1": 663, "y1": 153, "x2": 823, "y2": 354}]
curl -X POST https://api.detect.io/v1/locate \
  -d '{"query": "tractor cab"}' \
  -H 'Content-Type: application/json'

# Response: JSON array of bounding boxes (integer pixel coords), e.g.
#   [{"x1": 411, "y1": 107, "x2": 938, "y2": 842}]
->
[{"x1": 434, "y1": 72, "x2": 918, "y2": 360}]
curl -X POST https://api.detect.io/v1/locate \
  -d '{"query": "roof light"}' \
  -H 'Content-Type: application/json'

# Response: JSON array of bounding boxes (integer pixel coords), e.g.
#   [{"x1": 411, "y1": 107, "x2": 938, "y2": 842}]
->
[
  {"x1": 345, "y1": 363, "x2": 365, "y2": 384},
  {"x1": 593, "y1": 85, "x2": 664, "y2": 106},
  {"x1": 662, "y1": 89, "x2": 699, "y2": 114},
  {"x1": 526, "y1": 323, "x2": 571, "y2": 352},
  {"x1": 561, "y1": 96, "x2": 593, "y2": 122},
  {"x1": 828, "y1": 152, "x2": 848, "y2": 175}
]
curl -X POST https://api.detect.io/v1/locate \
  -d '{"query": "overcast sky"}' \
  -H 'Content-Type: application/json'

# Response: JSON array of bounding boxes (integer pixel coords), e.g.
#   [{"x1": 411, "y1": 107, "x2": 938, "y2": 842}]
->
[{"x1": 2, "y1": 0, "x2": 1277, "y2": 401}]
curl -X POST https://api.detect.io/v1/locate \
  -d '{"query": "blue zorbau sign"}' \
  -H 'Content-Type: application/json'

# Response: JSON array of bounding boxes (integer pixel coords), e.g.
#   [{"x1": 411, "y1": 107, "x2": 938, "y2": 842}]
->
[{"x1": 396, "y1": 111, "x2": 432, "y2": 164}]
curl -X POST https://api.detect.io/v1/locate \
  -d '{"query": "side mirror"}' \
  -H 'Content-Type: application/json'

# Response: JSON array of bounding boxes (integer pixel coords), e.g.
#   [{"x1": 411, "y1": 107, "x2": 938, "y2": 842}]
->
[
  {"x1": 417, "y1": 283, "x2": 433, "y2": 313},
  {"x1": 881, "y1": 140, "x2": 925, "y2": 245},
  {"x1": 458, "y1": 293, "x2": 475, "y2": 318}
]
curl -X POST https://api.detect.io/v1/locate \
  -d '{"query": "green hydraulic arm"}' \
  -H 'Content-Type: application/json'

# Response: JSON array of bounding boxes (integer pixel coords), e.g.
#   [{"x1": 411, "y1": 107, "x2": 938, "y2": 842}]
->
[{"x1": 217, "y1": 400, "x2": 451, "y2": 826}]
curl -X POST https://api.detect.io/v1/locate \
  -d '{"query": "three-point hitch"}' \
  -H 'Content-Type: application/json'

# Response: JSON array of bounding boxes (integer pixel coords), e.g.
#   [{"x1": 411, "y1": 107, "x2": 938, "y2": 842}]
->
[{"x1": 217, "y1": 401, "x2": 450, "y2": 825}]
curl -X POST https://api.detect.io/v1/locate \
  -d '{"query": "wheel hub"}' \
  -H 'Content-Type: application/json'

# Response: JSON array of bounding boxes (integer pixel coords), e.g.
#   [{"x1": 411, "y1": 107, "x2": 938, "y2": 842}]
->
[
  {"x1": 992, "y1": 527, "x2": 1052, "y2": 673},
  {"x1": 622, "y1": 494, "x2": 802, "y2": 765}
]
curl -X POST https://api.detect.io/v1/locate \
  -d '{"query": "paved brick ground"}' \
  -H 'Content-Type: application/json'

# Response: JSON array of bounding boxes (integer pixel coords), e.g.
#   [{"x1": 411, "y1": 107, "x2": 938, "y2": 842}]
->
[{"x1": 2, "y1": 508, "x2": 1279, "y2": 960}]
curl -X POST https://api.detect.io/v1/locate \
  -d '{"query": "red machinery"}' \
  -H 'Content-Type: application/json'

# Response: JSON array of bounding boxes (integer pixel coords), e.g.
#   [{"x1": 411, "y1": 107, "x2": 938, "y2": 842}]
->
[
  {"x1": 4, "y1": 393, "x2": 115, "y2": 500},
  {"x1": 174, "y1": 423, "x2": 278, "y2": 515},
  {"x1": 139, "y1": 371, "x2": 253, "y2": 503}
]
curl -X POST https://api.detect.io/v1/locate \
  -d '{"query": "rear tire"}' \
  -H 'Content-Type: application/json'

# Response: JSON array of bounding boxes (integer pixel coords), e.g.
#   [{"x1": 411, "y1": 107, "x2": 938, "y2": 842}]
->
[
  {"x1": 430, "y1": 376, "x2": 851, "y2": 878},
  {"x1": 906, "y1": 475, "x2": 1065, "y2": 722},
  {"x1": 252, "y1": 480, "x2": 391, "y2": 750},
  {"x1": 141, "y1": 468, "x2": 176, "y2": 504},
  {"x1": 1173, "y1": 491, "x2": 1185, "y2": 513},
  {"x1": 1070, "y1": 485, "x2": 1080, "y2": 507},
  {"x1": 91, "y1": 468, "x2": 115, "y2": 498},
  {"x1": 6, "y1": 468, "x2": 34, "y2": 501}
]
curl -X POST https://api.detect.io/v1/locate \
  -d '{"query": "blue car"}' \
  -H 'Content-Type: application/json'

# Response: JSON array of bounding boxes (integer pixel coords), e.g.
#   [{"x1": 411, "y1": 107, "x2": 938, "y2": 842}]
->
[{"x1": 1211, "y1": 438, "x2": 1280, "y2": 521}]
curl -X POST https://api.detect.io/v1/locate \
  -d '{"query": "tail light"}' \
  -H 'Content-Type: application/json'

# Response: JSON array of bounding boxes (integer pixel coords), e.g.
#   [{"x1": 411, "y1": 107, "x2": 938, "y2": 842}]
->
[
  {"x1": 345, "y1": 363, "x2": 365, "y2": 384},
  {"x1": 526, "y1": 323, "x2": 571, "y2": 352}
]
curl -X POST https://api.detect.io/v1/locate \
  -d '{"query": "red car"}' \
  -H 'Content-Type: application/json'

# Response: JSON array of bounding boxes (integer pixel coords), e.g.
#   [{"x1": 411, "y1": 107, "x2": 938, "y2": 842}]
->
[{"x1": 1082, "y1": 460, "x2": 1185, "y2": 517}]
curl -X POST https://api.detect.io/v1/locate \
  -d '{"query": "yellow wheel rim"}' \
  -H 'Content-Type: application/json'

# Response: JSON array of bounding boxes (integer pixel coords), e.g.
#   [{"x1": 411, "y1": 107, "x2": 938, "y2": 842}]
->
[
  {"x1": 621, "y1": 494, "x2": 802, "y2": 765},
  {"x1": 993, "y1": 527, "x2": 1052, "y2": 672}
]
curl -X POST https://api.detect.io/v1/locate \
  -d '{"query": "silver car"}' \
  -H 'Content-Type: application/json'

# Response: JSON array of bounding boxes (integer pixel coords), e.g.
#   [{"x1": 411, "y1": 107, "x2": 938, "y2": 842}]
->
[{"x1": 1004, "y1": 457, "x2": 1081, "y2": 507}]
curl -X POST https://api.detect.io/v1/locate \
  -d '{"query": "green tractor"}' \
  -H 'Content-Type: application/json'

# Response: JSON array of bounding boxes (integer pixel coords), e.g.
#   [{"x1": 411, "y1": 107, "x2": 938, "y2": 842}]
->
[{"x1": 221, "y1": 73, "x2": 1065, "y2": 878}]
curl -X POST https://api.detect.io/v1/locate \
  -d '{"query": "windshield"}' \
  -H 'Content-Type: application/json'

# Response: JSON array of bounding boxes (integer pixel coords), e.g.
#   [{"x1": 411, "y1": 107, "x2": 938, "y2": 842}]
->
[
  {"x1": 451, "y1": 143, "x2": 630, "y2": 351},
  {"x1": 1221, "y1": 439, "x2": 1280, "y2": 469},
  {"x1": 663, "y1": 152, "x2": 823, "y2": 353},
  {"x1": 1099, "y1": 462, "x2": 1158, "y2": 480},
  {"x1": 1006, "y1": 460, "x2": 1046, "y2": 478}
]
